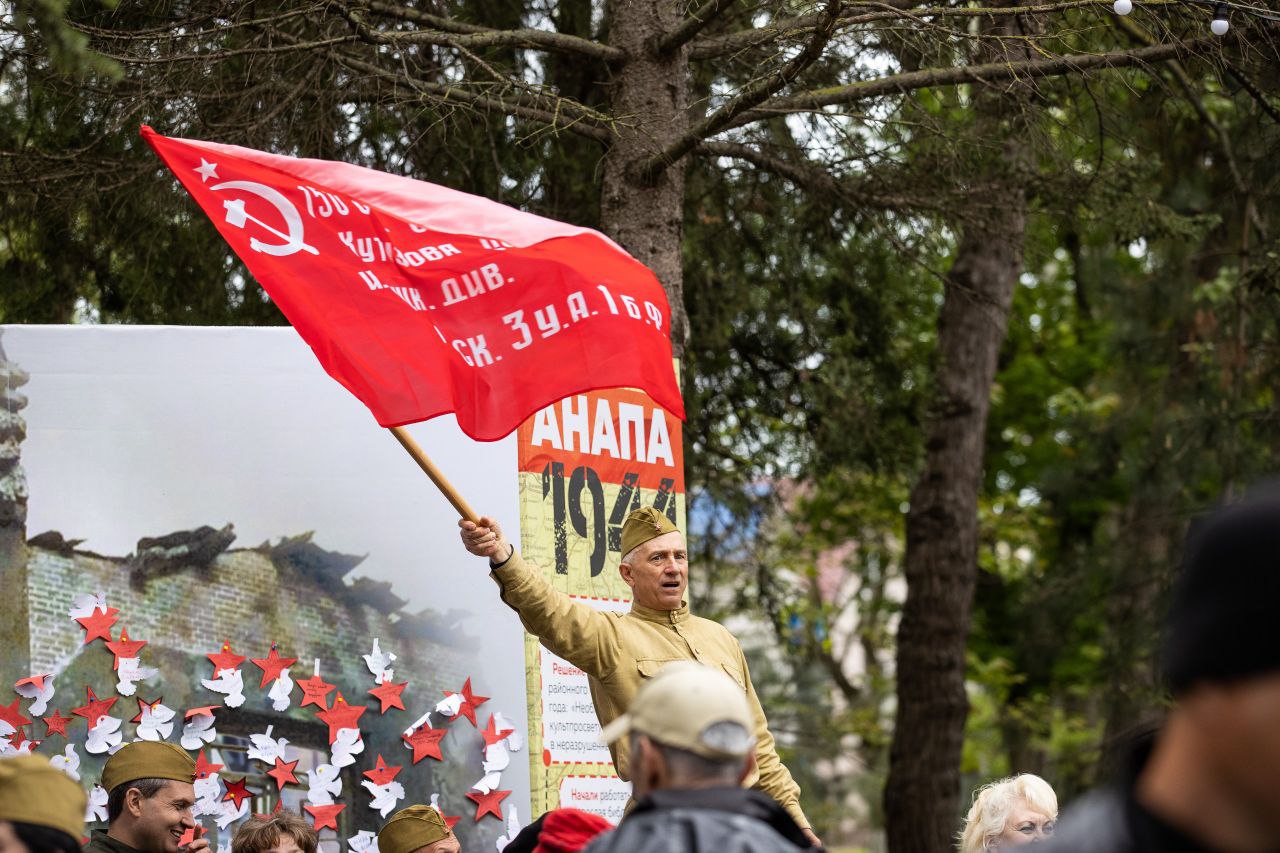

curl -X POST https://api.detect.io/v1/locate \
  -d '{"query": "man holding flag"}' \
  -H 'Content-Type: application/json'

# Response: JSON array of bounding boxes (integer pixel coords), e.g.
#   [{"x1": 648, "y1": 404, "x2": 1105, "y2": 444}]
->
[{"x1": 460, "y1": 508, "x2": 820, "y2": 846}]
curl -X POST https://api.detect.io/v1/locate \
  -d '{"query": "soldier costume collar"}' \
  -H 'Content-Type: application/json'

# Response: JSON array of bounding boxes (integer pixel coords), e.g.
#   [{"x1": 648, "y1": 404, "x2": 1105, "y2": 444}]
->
[{"x1": 630, "y1": 600, "x2": 690, "y2": 624}]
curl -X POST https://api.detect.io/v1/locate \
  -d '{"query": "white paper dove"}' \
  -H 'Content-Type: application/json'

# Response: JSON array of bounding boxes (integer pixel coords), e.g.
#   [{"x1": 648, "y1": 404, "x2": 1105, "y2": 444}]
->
[
  {"x1": 194, "y1": 773, "x2": 224, "y2": 817},
  {"x1": 493, "y1": 712, "x2": 524, "y2": 752},
  {"x1": 215, "y1": 799, "x2": 248, "y2": 830},
  {"x1": 268, "y1": 667, "x2": 294, "y2": 712},
  {"x1": 68, "y1": 591, "x2": 110, "y2": 619},
  {"x1": 218, "y1": 842, "x2": 232, "y2": 853},
  {"x1": 0, "y1": 735, "x2": 37, "y2": 756},
  {"x1": 401, "y1": 710, "x2": 433, "y2": 740},
  {"x1": 475, "y1": 711, "x2": 523, "y2": 793},
  {"x1": 497, "y1": 806, "x2": 523, "y2": 853},
  {"x1": 330, "y1": 727, "x2": 365, "y2": 768},
  {"x1": 86, "y1": 715, "x2": 123, "y2": 754},
  {"x1": 49, "y1": 743, "x2": 81, "y2": 781},
  {"x1": 116, "y1": 658, "x2": 159, "y2": 697},
  {"x1": 15, "y1": 675, "x2": 54, "y2": 716},
  {"x1": 248, "y1": 725, "x2": 290, "y2": 764},
  {"x1": 307, "y1": 763, "x2": 343, "y2": 805},
  {"x1": 361, "y1": 779, "x2": 405, "y2": 819},
  {"x1": 181, "y1": 710, "x2": 218, "y2": 750},
  {"x1": 135, "y1": 701, "x2": 176, "y2": 741},
  {"x1": 86, "y1": 785, "x2": 109, "y2": 823},
  {"x1": 363, "y1": 638, "x2": 396, "y2": 682},
  {"x1": 348, "y1": 830, "x2": 380, "y2": 853},
  {"x1": 434, "y1": 693, "x2": 464, "y2": 718},
  {"x1": 201, "y1": 668, "x2": 245, "y2": 708}
]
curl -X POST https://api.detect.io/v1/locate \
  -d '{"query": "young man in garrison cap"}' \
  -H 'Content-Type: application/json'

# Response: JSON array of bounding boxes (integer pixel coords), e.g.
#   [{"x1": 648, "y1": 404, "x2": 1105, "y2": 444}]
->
[
  {"x1": 86, "y1": 741, "x2": 208, "y2": 853},
  {"x1": 584, "y1": 662, "x2": 814, "y2": 853},
  {"x1": 0, "y1": 753, "x2": 87, "y2": 853},
  {"x1": 460, "y1": 507, "x2": 820, "y2": 846},
  {"x1": 1043, "y1": 484, "x2": 1280, "y2": 853},
  {"x1": 377, "y1": 805, "x2": 460, "y2": 853}
]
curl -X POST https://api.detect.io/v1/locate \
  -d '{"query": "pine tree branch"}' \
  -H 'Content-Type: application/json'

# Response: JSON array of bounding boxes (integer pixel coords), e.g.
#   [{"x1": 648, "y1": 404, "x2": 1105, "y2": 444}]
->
[
  {"x1": 363, "y1": 0, "x2": 626, "y2": 62},
  {"x1": 723, "y1": 40, "x2": 1205, "y2": 131},
  {"x1": 655, "y1": 0, "x2": 740, "y2": 56},
  {"x1": 313, "y1": 41, "x2": 615, "y2": 143},
  {"x1": 638, "y1": 0, "x2": 842, "y2": 183},
  {"x1": 697, "y1": 141, "x2": 940, "y2": 210},
  {"x1": 691, "y1": 0, "x2": 1136, "y2": 60}
]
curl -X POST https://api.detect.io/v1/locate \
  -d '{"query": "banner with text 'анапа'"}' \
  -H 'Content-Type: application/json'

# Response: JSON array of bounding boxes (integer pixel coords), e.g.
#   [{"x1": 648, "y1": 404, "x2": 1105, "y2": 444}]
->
[{"x1": 517, "y1": 388, "x2": 685, "y2": 823}]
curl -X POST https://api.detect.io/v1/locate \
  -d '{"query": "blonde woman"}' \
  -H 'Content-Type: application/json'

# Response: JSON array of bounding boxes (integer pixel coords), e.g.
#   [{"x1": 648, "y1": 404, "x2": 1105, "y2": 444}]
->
[{"x1": 960, "y1": 773, "x2": 1058, "y2": 852}]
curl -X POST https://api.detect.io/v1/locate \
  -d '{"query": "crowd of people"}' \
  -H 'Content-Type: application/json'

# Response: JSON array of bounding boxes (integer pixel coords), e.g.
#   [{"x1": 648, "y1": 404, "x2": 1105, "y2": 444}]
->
[{"x1": 2, "y1": 487, "x2": 1278, "y2": 853}]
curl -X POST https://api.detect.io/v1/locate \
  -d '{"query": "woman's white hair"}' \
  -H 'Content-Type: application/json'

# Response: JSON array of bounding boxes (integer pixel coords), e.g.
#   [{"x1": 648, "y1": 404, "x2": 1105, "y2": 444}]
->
[{"x1": 958, "y1": 773, "x2": 1058, "y2": 853}]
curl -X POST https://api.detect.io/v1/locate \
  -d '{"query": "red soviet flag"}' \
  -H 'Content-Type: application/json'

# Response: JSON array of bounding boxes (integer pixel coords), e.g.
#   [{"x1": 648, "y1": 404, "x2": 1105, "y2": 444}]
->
[{"x1": 141, "y1": 127, "x2": 685, "y2": 440}]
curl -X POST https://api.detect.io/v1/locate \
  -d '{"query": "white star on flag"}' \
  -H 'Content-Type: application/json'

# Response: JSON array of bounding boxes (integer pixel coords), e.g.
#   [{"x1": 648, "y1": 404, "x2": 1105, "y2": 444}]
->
[{"x1": 194, "y1": 159, "x2": 219, "y2": 183}]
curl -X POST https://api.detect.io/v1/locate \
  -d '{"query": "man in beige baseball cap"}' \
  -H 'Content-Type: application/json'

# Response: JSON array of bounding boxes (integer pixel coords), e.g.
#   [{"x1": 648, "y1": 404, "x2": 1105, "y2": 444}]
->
[
  {"x1": 460, "y1": 507, "x2": 818, "y2": 846},
  {"x1": 585, "y1": 663, "x2": 815, "y2": 852}
]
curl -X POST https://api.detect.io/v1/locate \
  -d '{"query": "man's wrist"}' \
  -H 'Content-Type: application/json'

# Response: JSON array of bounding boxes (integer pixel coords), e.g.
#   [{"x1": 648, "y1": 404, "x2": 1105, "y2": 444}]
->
[{"x1": 490, "y1": 544, "x2": 515, "y2": 569}]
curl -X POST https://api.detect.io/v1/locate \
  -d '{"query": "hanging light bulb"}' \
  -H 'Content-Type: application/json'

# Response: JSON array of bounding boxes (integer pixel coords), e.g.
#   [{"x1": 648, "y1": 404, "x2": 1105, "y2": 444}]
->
[
  {"x1": 1113, "y1": 0, "x2": 1133, "y2": 14},
  {"x1": 1211, "y1": 2, "x2": 1230, "y2": 34}
]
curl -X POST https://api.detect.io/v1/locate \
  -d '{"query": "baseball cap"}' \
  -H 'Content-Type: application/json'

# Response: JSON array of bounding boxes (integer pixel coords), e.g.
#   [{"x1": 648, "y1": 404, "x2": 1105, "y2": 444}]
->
[{"x1": 600, "y1": 662, "x2": 754, "y2": 760}]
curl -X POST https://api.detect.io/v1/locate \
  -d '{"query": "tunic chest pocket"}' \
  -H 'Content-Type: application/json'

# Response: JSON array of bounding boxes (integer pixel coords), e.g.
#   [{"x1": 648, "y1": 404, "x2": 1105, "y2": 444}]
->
[
  {"x1": 720, "y1": 662, "x2": 747, "y2": 690},
  {"x1": 635, "y1": 659, "x2": 684, "y2": 679}
]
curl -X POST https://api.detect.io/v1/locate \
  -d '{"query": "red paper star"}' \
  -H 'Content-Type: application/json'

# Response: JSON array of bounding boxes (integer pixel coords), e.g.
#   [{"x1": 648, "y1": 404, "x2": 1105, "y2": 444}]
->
[
  {"x1": 42, "y1": 710, "x2": 71, "y2": 738},
  {"x1": 104, "y1": 628, "x2": 147, "y2": 670},
  {"x1": 253, "y1": 800, "x2": 284, "y2": 820},
  {"x1": 267, "y1": 756, "x2": 299, "y2": 791},
  {"x1": 481, "y1": 714, "x2": 516, "y2": 747},
  {"x1": 223, "y1": 777, "x2": 256, "y2": 809},
  {"x1": 362, "y1": 754, "x2": 402, "y2": 787},
  {"x1": 195, "y1": 748, "x2": 223, "y2": 779},
  {"x1": 70, "y1": 688, "x2": 115, "y2": 728},
  {"x1": 367, "y1": 679, "x2": 407, "y2": 714},
  {"x1": 9, "y1": 727, "x2": 37, "y2": 752},
  {"x1": 445, "y1": 678, "x2": 489, "y2": 727},
  {"x1": 178, "y1": 826, "x2": 205, "y2": 847},
  {"x1": 466, "y1": 789, "x2": 510, "y2": 821},
  {"x1": 206, "y1": 641, "x2": 245, "y2": 675},
  {"x1": 75, "y1": 607, "x2": 119, "y2": 644},
  {"x1": 250, "y1": 644, "x2": 297, "y2": 689},
  {"x1": 130, "y1": 696, "x2": 165, "y2": 724},
  {"x1": 304, "y1": 803, "x2": 346, "y2": 831},
  {"x1": 402, "y1": 724, "x2": 447, "y2": 763},
  {"x1": 185, "y1": 704, "x2": 220, "y2": 720},
  {"x1": 296, "y1": 673, "x2": 335, "y2": 711},
  {"x1": 0, "y1": 698, "x2": 32, "y2": 732},
  {"x1": 316, "y1": 692, "x2": 365, "y2": 744},
  {"x1": 442, "y1": 813, "x2": 461, "y2": 831}
]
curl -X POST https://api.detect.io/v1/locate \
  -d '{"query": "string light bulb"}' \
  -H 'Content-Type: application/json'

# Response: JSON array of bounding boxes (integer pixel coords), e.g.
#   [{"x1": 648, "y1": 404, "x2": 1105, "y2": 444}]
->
[
  {"x1": 1113, "y1": 0, "x2": 1133, "y2": 14},
  {"x1": 1211, "y1": 3, "x2": 1230, "y2": 34}
]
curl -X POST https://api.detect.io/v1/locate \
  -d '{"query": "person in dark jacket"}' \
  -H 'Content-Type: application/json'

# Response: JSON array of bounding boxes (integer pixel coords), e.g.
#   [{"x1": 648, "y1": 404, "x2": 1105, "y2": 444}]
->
[
  {"x1": 582, "y1": 662, "x2": 818, "y2": 853},
  {"x1": 1045, "y1": 484, "x2": 1280, "y2": 853}
]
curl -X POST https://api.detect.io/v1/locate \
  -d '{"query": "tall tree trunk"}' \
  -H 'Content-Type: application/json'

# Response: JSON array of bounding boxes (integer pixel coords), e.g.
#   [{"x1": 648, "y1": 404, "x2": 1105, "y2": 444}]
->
[
  {"x1": 600, "y1": 0, "x2": 691, "y2": 356},
  {"x1": 884, "y1": 163, "x2": 1027, "y2": 853}
]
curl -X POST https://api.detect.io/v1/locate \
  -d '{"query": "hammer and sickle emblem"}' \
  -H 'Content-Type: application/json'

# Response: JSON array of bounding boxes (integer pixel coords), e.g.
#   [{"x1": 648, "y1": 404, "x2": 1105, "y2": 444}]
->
[{"x1": 210, "y1": 180, "x2": 319, "y2": 257}]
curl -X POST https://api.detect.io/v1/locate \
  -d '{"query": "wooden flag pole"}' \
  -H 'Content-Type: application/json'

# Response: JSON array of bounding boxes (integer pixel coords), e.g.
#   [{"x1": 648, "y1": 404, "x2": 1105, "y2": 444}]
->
[{"x1": 388, "y1": 426, "x2": 480, "y2": 523}]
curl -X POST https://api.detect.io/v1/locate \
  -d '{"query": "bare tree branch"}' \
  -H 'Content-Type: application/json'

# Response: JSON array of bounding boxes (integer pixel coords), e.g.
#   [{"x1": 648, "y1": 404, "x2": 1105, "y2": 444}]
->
[
  {"x1": 655, "y1": 0, "x2": 740, "y2": 55},
  {"x1": 639, "y1": 0, "x2": 842, "y2": 183},
  {"x1": 723, "y1": 40, "x2": 1206, "y2": 131},
  {"x1": 364, "y1": 0, "x2": 626, "y2": 62}
]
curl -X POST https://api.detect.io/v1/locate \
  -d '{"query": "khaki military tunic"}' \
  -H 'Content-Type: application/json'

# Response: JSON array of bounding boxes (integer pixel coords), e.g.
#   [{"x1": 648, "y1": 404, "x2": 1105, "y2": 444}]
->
[
  {"x1": 491, "y1": 551, "x2": 809, "y2": 829},
  {"x1": 85, "y1": 831, "x2": 145, "y2": 853}
]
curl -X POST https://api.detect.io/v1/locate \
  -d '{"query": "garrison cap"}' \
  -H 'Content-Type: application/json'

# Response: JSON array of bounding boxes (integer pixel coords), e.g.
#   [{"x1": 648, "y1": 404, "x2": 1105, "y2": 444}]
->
[
  {"x1": 619, "y1": 507, "x2": 679, "y2": 559},
  {"x1": 378, "y1": 805, "x2": 453, "y2": 853},
  {"x1": 0, "y1": 754, "x2": 87, "y2": 839},
  {"x1": 101, "y1": 740, "x2": 196, "y2": 793}
]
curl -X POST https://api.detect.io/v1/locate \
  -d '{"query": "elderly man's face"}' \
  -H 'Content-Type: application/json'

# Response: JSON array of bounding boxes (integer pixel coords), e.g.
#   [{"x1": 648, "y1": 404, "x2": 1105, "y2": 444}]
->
[
  {"x1": 411, "y1": 838, "x2": 461, "y2": 853},
  {"x1": 620, "y1": 531, "x2": 688, "y2": 611}
]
